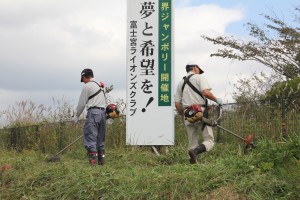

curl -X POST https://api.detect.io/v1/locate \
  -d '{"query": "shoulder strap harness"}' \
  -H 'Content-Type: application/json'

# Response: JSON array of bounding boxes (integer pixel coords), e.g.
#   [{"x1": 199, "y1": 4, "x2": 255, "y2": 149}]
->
[
  {"x1": 88, "y1": 81, "x2": 105, "y2": 101},
  {"x1": 182, "y1": 74, "x2": 209, "y2": 130},
  {"x1": 181, "y1": 74, "x2": 207, "y2": 106}
]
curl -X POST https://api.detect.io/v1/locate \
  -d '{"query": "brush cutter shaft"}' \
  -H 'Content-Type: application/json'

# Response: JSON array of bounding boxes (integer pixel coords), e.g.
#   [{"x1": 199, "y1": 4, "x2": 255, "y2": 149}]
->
[
  {"x1": 216, "y1": 125, "x2": 245, "y2": 141},
  {"x1": 53, "y1": 135, "x2": 83, "y2": 157},
  {"x1": 201, "y1": 116, "x2": 246, "y2": 141},
  {"x1": 186, "y1": 106, "x2": 256, "y2": 152},
  {"x1": 201, "y1": 116, "x2": 217, "y2": 127},
  {"x1": 198, "y1": 106, "x2": 255, "y2": 150},
  {"x1": 201, "y1": 106, "x2": 246, "y2": 142}
]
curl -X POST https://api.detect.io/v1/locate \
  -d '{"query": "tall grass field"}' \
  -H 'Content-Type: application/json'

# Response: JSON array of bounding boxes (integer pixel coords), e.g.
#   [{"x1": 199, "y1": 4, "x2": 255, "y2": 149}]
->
[
  {"x1": 1, "y1": 135, "x2": 299, "y2": 199},
  {"x1": 0, "y1": 100, "x2": 299, "y2": 199}
]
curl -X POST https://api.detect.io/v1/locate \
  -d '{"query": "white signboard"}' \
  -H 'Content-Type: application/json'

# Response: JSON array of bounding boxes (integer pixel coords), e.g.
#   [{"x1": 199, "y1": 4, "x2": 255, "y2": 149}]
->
[{"x1": 126, "y1": 0, "x2": 174, "y2": 145}]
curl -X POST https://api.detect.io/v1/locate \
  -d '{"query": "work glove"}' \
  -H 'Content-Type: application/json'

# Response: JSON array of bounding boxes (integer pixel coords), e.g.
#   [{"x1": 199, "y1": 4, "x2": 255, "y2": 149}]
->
[
  {"x1": 72, "y1": 116, "x2": 79, "y2": 123},
  {"x1": 216, "y1": 98, "x2": 223, "y2": 106}
]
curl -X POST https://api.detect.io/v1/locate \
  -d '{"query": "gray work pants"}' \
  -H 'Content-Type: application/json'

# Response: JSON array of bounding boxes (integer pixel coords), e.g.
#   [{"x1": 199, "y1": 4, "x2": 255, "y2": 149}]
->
[{"x1": 83, "y1": 108, "x2": 106, "y2": 153}]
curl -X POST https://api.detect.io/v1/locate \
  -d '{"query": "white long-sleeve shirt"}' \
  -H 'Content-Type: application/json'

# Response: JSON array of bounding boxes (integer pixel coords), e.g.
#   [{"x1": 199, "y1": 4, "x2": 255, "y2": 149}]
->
[
  {"x1": 76, "y1": 78, "x2": 106, "y2": 117},
  {"x1": 174, "y1": 71, "x2": 211, "y2": 109}
]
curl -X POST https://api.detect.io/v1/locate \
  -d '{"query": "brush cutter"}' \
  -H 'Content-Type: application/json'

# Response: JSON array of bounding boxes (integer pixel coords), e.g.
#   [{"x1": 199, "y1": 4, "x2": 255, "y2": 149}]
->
[
  {"x1": 214, "y1": 124, "x2": 255, "y2": 151},
  {"x1": 194, "y1": 106, "x2": 256, "y2": 151},
  {"x1": 48, "y1": 105, "x2": 123, "y2": 162},
  {"x1": 185, "y1": 107, "x2": 256, "y2": 151},
  {"x1": 47, "y1": 119, "x2": 83, "y2": 162},
  {"x1": 48, "y1": 134, "x2": 83, "y2": 162}
]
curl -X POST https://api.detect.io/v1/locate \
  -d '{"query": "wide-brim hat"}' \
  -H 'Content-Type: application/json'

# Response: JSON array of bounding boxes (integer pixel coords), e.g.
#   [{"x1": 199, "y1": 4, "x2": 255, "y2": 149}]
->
[{"x1": 185, "y1": 62, "x2": 204, "y2": 74}]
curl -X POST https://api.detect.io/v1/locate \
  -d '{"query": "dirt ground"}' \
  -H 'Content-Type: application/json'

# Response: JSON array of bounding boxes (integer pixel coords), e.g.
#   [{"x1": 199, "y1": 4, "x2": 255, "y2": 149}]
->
[{"x1": 205, "y1": 186, "x2": 250, "y2": 200}]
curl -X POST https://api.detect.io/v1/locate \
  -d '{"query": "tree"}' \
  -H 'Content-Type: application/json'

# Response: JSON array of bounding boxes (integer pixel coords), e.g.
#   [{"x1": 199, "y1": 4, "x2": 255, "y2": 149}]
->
[
  {"x1": 232, "y1": 71, "x2": 279, "y2": 103},
  {"x1": 262, "y1": 76, "x2": 300, "y2": 111},
  {"x1": 202, "y1": 7, "x2": 300, "y2": 80}
]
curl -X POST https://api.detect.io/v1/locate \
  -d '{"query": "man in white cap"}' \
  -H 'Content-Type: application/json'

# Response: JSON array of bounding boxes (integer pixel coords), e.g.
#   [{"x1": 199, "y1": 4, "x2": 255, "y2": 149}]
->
[
  {"x1": 74, "y1": 68, "x2": 107, "y2": 166},
  {"x1": 174, "y1": 62, "x2": 223, "y2": 164}
]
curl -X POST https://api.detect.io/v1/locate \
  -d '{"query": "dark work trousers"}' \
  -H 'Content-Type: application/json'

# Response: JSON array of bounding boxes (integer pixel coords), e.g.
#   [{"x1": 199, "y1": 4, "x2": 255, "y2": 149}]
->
[{"x1": 83, "y1": 108, "x2": 106, "y2": 153}]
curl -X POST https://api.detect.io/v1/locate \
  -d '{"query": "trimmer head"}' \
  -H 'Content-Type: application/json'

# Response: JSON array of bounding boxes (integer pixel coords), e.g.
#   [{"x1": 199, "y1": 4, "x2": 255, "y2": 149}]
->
[
  {"x1": 244, "y1": 134, "x2": 253, "y2": 145},
  {"x1": 244, "y1": 134, "x2": 256, "y2": 152},
  {"x1": 48, "y1": 156, "x2": 61, "y2": 162}
]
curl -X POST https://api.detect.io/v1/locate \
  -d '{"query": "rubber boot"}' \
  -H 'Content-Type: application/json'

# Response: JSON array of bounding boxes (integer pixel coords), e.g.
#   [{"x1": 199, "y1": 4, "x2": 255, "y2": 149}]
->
[
  {"x1": 87, "y1": 152, "x2": 97, "y2": 166},
  {"x1": 188, "y1": 144, "x2": 206, "y2": 164},
  {"x1": 97, "y1": 150, "x2": 105, "y2": 165}
]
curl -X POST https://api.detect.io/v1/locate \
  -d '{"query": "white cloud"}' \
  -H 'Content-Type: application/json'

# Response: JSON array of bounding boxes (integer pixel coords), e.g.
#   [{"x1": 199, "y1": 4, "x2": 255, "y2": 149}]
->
[
  {"x1": 174, "y1": 4, "x2": 246, "y2": 102},
  {"x1": 0, "y1": 0, "x2": 271, "y2": 117},
  {"x1": 0, "y1": 0, "x2": 126, "y2": 92}
]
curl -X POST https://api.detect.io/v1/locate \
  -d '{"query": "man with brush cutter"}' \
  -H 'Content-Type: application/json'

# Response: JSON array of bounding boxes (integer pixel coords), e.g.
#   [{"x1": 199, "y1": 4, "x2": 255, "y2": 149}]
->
[
  {"x1": 174, "y1": 62, "x2": 223, "y2": 164},
  {"x1": 73, "y1": 68, "x2": 108, "y2": 166}
]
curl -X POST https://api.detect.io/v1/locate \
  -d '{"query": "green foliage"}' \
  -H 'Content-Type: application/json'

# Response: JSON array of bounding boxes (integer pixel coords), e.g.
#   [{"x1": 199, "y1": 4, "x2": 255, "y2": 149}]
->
[
  {"x1": 264, "y1": 76, "x2": 300, "y2": 98},
  {"x1": 202, "y1": 6, "x2": 300, "y2": 79},
  {"x1": 262, "y1": 77, "x2": 300, "y2": 111},
  {"x1": 106, "y1": 117, "x2": 126, "y2": 149},
  {"x1": 0, "y1": 93, "x2": 299, "y2": 199},
  {"x1": 0, "y1": 136, "x2": 299, "y2": 199},
  {"x1": 254, "y1": 136, "x2": 300, "y2": 166}
]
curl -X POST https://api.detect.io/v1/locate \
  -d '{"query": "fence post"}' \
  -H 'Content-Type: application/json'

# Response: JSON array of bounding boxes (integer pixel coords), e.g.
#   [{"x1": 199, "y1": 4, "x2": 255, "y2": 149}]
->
[
  {"x1": 10, "y1": 128, "x2": 17, "y2": 149},
  {"x1": 217, "y1": 118, "x2": 221, "y2": 143},
  {"x1": 281, "y1": 98, "x2": 287, "y2": 138},
  {"x1": 58, "y1": 123, "x2": 63, "y2": 150},
  {"x1": 35, "y1": 125, "x2": 39, "y2": 143}
]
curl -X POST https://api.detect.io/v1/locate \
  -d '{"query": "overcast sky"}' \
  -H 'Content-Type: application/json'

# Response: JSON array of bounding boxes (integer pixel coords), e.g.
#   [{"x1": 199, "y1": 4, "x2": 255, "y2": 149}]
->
[{"x1": 0, "y1": 0, "x2": 299, "y2": 119}]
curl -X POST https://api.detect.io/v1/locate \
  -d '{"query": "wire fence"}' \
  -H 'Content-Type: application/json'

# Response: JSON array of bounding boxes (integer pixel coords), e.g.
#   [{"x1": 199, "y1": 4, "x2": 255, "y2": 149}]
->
[
  {"x1": 213, "y1": 96, "x2": 300, "y2": 144},
  {"x1": 0, "y1": 96, "x2": 299, "y2": 152},
  {"x1": 0, "y1": 121, "x2": 83, "y2": 153}
]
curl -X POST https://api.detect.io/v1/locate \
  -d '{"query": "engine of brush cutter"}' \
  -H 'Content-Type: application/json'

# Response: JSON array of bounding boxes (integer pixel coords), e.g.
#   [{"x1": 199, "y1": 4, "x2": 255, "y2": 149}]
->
[
  {"x1": 184, "y1": 104, "x2": 203, "y2": 123},
  {"x1": 106, "y1": 103, "x2": 120, "y2": 119}
]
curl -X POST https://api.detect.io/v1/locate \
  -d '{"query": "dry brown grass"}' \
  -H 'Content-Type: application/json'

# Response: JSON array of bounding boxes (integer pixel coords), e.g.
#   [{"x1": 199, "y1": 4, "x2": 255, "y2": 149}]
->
[{"x1": 205, "y1": 186, "x2": 250, "y2": 200}]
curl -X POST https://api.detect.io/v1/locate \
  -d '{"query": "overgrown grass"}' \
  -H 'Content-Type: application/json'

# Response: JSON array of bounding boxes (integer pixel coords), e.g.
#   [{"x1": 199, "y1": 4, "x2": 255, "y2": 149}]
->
[
  {"x1": 1, "y1": 136, "x2": 299, "y2": 200},
  {"x1": 0, "y1": 99, "x2": 299, "y2": 199}
]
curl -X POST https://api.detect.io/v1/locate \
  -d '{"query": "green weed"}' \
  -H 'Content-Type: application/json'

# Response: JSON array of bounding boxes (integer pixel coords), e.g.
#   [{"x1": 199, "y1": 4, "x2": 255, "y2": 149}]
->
[{"x1": 0, "y1": 136, "x2": 299, "y2": 200}]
